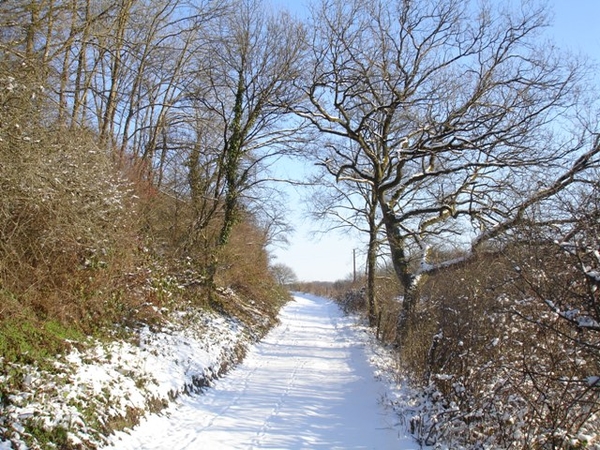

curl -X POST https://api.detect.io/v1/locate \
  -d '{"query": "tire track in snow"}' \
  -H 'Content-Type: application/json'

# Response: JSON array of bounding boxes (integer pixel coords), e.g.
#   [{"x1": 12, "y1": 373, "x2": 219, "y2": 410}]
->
[{"x1": 193, "y1": 361, "x2": 261, "y2": 432}]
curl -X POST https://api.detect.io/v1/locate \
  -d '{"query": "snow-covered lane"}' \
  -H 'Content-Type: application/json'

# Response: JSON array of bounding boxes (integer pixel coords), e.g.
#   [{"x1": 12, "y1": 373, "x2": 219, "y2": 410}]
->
[{"x1": 105, "y1": 293, "x2": 416, "y2": 449}]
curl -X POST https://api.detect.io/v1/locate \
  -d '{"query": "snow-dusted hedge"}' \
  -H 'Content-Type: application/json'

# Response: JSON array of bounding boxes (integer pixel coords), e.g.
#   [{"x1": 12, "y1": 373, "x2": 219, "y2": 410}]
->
[
  {"x1": 400, "y1": 196, "x2": 600, "y2": 449},
  {"x1": 0, "y1": 71, "x2": 140, "y2": 327}
]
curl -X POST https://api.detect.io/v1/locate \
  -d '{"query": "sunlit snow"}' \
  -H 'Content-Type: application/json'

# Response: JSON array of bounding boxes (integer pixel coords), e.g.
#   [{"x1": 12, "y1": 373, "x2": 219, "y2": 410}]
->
[{"x1": 103, "y1": 294, "x2": 418, "y2": 449}]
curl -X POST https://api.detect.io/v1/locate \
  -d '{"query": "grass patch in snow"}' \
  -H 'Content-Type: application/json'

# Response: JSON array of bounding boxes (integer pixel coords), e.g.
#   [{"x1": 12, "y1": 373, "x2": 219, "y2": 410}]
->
[
  {"x1": 0, "y1": 318, "x2": 85, "y2": 367},
  {"x1": 22, "y1": 420, "x2": 71, "y2": 450}
]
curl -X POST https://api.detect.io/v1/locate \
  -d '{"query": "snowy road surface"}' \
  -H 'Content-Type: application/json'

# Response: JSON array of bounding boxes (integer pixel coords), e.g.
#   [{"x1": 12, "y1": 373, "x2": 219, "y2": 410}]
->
[{"x1": 105, "y1": 293, "x2": 417, "y2": 449}]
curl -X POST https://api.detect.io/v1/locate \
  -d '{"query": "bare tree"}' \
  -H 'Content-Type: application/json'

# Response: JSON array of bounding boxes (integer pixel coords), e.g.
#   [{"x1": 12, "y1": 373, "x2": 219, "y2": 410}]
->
[
  {"x1": 311, "y1": 145, "x2": 383, "y2": 325},
  {"x1": 271, "y1": 263, "x2": 298, "y2": 286},
  {"x1": 185, "y1": 0, "x2": 306, "y2": 288},
  {"x1": 297, "y1": 0, "x2": 600, "y2": 343}
]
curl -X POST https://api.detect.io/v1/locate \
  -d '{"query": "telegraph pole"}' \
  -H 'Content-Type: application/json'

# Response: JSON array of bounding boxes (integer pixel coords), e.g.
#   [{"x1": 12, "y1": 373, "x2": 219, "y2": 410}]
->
[{"x1": 353, "y1": 248, "x2": 356, "y2": 283}]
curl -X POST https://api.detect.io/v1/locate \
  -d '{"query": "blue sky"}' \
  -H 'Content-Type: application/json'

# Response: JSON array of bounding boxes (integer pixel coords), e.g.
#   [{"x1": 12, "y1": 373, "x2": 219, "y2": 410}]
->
[
  {"x1": 270, "y1": 0, "x2": 600, "y2": 282},
  {"x1": 552, "y1": 0, "x2": 600, "y2": 54}
]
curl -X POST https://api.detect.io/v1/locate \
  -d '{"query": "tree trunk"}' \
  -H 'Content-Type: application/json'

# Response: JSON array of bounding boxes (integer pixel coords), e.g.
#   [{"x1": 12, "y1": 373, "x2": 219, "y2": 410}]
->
[
  {"x1": 396, "y1": 278, "x2": 420, "y2": 345},
  {"x1": 366, "y1": 233, "x2": 378, "y2": 327},
  {"x1": 71, "y1": 0, "x2": 91, "y2": 127},
  {"x1": 217, "y1": 74, "x2": 245, "y2": 248},
  {"x1": 25, "y1": 2, "x2": 39, "y2": 61},
  {"x1": 366, "y1": 187, "x2": 380, "y2": 327},
  {"x1": 380, "y1": 202, "x2": 418, "y2": 345},
  {"x1": 100, "y1": 0, "x2": 134, "y2": 144}
]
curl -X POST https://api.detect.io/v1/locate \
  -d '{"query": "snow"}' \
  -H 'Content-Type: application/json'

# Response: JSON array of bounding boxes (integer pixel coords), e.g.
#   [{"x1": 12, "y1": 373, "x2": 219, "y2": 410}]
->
[
  {"x1": 588, "y1": 376, "x2": 600, "y2": 387},
  {"x1": 577, "y1": 316, "x2": 600, "y2": 329},
  {"x1": 586, "y1": 270, "x2": 600, "y2": 282},
  {"x1": 103, "y1": 293, "x2": 418, "y2": 449},
  {"x1": 0, "y1": 307, "x2": 248, "y2": 449}
]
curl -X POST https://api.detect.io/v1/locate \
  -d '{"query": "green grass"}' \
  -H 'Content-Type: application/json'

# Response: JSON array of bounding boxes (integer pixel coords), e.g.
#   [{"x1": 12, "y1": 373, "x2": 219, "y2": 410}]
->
[
  {"x1": 0, "y1": 318, "x2": 85, "y2": 366},
  {"x1": 24, "y1": 420, "x2": 71, "y2": 450}
]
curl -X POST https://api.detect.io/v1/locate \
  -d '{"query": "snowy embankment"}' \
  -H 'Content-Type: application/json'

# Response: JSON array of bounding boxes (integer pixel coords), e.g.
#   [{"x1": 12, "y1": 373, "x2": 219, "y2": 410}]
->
[
  {"x1": 103, "y1": 293, "x2": 419, "y2": 449},
  {"x1": 0, "y1": 307, "x2": 253, "y2": 449},
  {"x1": 2, "y1": 293, "x2": 428, "y2": 449}
]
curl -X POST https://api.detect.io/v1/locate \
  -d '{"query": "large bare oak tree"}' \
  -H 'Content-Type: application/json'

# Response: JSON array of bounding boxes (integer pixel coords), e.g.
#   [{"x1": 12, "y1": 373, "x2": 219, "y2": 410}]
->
[{"x1": 296, "y1": 0, "x2": 600, "y2": 342}]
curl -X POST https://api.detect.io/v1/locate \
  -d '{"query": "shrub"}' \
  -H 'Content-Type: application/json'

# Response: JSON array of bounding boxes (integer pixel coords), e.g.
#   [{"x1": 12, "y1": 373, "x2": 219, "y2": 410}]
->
[
  {"x1": 406, "y1": 230, "x2": 600, "y2": 448},
  {"x1": 0, "y1": 66, "x2": 143, "y2": 341},
  {"x1": 217, "y1": 216, "x2": 290, "y2": 322}
]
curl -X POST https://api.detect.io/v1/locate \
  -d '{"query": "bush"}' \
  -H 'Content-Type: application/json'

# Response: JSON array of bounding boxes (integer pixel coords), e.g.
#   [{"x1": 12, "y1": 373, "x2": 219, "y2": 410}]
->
[
  {"x1": 217, "y1": 217, "x2": 291, "y2": 323},
  {"x1": 0, "y1": 67, "x2": 143, "y2": 345},
  {"x1": 405, "y1": 229, "x2": 600, "y2": 448}
]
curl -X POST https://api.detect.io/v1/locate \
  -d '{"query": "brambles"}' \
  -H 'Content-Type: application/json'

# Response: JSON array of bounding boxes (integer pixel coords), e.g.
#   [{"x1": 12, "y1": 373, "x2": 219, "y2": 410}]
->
[{"x1": 399, "y1": 190, "x2": 600, "y2": 447}]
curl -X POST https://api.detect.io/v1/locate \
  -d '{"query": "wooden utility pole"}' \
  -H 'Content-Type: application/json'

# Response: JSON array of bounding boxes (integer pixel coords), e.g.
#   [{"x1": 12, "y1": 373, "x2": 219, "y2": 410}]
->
[{"x1": 353, "y1": 248, "x2": 356, "y2": 283}]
